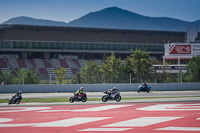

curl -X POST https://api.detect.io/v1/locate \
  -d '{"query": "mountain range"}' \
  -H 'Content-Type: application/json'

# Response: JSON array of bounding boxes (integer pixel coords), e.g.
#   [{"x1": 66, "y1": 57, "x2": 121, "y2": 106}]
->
[{"x1": 2, "y1": 7, "x2": 200, "y2": 31}]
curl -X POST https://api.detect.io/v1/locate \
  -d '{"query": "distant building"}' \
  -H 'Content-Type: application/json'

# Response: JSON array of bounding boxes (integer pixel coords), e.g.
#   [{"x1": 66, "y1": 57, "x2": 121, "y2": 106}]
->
[
  {"x1": 0, "y1": 24, "x2": 199, "y2": 79},
  {"x1": 155, "y1": 28, "x2": 200, "y2": 74}
]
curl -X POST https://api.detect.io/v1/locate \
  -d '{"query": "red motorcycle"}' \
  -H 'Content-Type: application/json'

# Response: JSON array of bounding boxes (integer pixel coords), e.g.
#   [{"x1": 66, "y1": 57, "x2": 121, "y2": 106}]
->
[{"x1": 69, "y1": 92, "x2": 87, "y2": 103}]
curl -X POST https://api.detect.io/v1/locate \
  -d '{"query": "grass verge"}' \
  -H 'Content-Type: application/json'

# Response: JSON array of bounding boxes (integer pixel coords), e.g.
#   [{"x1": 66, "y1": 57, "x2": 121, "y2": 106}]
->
[{"x1": 0, "y1": 96, "x2": 199, "y2": 103}]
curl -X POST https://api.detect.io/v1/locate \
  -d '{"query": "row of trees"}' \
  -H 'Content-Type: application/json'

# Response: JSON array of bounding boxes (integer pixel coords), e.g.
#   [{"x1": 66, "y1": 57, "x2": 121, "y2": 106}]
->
[
  {"x1": 1, "y1": 50, "x2": 200, "y2": 84},
  {"x1": 55, "y1": 50, "x2": 200, "y2": 84},
  {"x1": 54, "y1": 49, "x2": 153, "y2": 84},
  {"x1": 0, "y1": 69, "x2": 39, "y2": 85}
]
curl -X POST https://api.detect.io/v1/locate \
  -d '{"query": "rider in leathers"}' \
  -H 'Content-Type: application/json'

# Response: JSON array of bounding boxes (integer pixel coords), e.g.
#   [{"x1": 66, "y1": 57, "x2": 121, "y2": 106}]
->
[
  {"x1": 75, "y1": 87, "x2": 84, "y2": 98},
  {"x1": 16, "y1": 91, "x2": 22, "y2": 101}
]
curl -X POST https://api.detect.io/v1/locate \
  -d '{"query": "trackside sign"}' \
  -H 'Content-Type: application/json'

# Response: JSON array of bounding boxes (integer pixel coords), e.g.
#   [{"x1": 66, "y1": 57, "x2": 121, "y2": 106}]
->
[{"x1": 165, "y1": 43, "x2": 200, "y2": 56}]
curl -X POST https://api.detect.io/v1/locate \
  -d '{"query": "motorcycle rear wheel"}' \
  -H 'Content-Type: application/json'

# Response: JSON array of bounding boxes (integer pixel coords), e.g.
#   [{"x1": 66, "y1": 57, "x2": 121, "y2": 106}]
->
[
  {"x1": 69, "y1": 97, "x2": 74, "y2": 103},
  {"x1": 16, "y1": 99, "x2": 21, "y2": 104},
  {"x1": 81, "y1": 96, "x2": 87, "y2": 102},
  {"x1": 8, "y1": 100, "x2": 12, "y2": 104},
  {"x1": 146, "y1": 89, "x2": 150, "y2": 93}
]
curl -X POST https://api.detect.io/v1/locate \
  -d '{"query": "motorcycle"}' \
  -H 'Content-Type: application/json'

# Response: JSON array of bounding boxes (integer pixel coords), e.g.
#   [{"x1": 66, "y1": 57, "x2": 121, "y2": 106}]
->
[
  {"x1": 69, "y1": 92, "x2": 87, "y2": 103},
  {"x1": 102, "y1": 88, "x2": 121, "y2": 102},
  {"x1": 137, "y1": 85, "x2": 151, "y2": 93},
  {"x1": 8, "y1": 95, "x2": 22, "y2": 104}
]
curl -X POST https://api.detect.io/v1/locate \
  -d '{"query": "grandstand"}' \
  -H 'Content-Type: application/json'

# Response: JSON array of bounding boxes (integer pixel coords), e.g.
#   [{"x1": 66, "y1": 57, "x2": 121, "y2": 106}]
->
[{"x1": 0, "y1": 24, "x2": 193, "y2": 80}]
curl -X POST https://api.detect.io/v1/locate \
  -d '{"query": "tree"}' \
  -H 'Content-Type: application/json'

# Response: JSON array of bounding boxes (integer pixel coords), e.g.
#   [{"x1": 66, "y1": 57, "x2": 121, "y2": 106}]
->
[
  {"x1": 14, "y1": 69, "x2": 39, "y2": 84},
  {"x1": 126, "y1": 49, "x2": 152, "y2": 82},
  {"x1": 186, "y1": 55, "x2": 200, "y2": 82},
  {"x1": 79, "y1": 61, "x2": 102, "y2": 84},
  {"x1": 100, "y1": 52, "x2": 124, "y2": 83},
  {"x1": 54, "y1": 67, "x2": 68, "y2": 84},
  {"x1": 0, "y1": 70, "x2": 14, "y2": 84}
]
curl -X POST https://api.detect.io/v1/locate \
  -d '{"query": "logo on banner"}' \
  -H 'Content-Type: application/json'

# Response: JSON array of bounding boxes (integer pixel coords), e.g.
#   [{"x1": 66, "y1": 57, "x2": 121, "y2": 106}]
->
[{"x1": 169, "y1": 45, "x2": 191, "y2": 54}]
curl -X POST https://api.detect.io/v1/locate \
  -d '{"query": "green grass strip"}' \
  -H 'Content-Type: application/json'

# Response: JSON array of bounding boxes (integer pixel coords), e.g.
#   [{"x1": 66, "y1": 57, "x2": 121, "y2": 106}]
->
[{"x1": 0, "y1": 96, "x2": 199, "y2": 103}]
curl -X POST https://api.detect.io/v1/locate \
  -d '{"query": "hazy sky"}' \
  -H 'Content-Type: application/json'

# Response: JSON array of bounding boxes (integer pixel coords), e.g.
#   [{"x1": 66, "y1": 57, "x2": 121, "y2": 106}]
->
[{"x1": 0, "y1": 0, "x2": 200, "y2": 24}]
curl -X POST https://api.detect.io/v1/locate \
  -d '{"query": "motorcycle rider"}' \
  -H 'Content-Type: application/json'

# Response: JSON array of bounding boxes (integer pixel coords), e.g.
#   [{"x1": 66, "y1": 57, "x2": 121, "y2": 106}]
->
[
  {"x1": 143, "y1": 82, "x2": 148, "y2": 90},
  {"x1": 109, "y1": 87, "x2": 119, "y2": 99},
  {"x1": 16, "y1": 91, "x2": 22, "y2": 101},
  {"x1": 75, "y1": 87, "x2": 84, "y2": 98}
]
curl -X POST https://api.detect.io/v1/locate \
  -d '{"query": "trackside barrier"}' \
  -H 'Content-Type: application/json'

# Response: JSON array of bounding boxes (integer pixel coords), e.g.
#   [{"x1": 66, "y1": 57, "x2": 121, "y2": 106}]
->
[{"x1": 0, "y1": 83, "x2": 200, "y2": 93}]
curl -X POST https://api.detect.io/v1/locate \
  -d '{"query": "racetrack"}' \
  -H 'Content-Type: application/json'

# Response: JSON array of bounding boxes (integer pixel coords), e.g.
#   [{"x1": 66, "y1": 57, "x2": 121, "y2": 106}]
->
[
  {"x1": 0, "y1": 102, "x2": 200, "y2": 133},
  {"x1": 1, "y1": 91, "x2": 200, "y2": 132},
  {"x1": 0, "y1": 91, "x2": 200, "y2": 99}
]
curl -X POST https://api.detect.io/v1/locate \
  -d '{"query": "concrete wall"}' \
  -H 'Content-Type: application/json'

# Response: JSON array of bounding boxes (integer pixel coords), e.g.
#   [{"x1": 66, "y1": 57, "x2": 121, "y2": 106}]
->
[{"x1": 0, "y1": 83, "x2": 199, "y2": 93}]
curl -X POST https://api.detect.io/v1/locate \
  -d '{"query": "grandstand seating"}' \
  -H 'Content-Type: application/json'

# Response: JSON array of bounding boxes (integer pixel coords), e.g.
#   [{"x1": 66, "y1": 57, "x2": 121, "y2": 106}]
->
[
  {"x1": 46, "y1": 68, "x2": 56, "y2": 79},
  {"x1": 0, "y1": 59, "x2": 7, "y2": 68},
  {"x1": 51, "y1": 59, "x2": 61, "y2": 68},
  {"x1": 42, "y1": 59, "x2": 52, "y2": 68},
  {"x1": 0, "y1": 57, "x2": 102, "y2": 80},
  {"x1": 72, "y1": 59, "x2": 81, "y2": 68},
  {"x1": 0, "y1": 68, "x2": 10, "y2": 74},
  {"x1": 59, "y1": 59, "x2": 69, "y2": 68},
  {"x1": 71, "y1": 68, "x2": 78, "y2": 75},
  {"x1": 38, "y1": 68, "x2": 49, "y2": 78},
  {"x1": 17, "y1": 59, "x2": 27, "y2": 68},
  {"x1": 34, "y1": 59, "x2": 45, "y2": 68},
  {"x1": 94, "y1": 59, "x2": 102, "y2": 65},
  {"x1": 28, "y1": 59, "x2": 37, "y2": 68},
  {"x1": 8, "y1": 58, "x2": 19, "y2": 68},
  {"x1": 66, "y1": 68, "x2": 74, "y2": 78},
  {"x1": 78, "y1": 59, "x2": 86, "y2": 67}
]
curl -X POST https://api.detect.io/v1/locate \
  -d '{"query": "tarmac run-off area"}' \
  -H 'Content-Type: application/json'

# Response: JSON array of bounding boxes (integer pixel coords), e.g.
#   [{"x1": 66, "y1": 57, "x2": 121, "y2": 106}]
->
[{"x1": 0, "y1": 102, "x2": 200, "y2": 133}]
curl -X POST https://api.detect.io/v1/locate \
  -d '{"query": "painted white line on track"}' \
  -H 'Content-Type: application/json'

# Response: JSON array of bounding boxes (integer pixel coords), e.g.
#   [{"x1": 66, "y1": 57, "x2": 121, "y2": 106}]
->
[
  {"x1": 137, "y1": 104, "x2": 200, "y2": 111},
  {"x1": 0, "y1": 117, "x2": 112, "y2": 127},
  {"x1": 72, "y1": 105, "x2": 132, "y2": 112},
  {"x1": 0, "y1": 107, "x2": 51, "y2": 113},
  {"x1": 34, "y1": 117, "x2": 112, "y2": 127},
  {"x1": 102, "y1": 117, "x2": 182, "y2": 127},
  {"x1": 156, "y1": 126, "x2": 200, "y2": 131},
  {"x1": 0, "y1": 123, "x2": 35, "y2": 127},
  {"x1": 79, "y1": 128, "x2": 132, "y2": 131},
  {"x1": 38, "y1": 110, "x2": 70, "y2": 112},
  {"x1": 38, "y1": 105, "x2": 132, "y2": 112},
  {"x1": 0, "y1": 118, "x2": 13, "y2": 123}
]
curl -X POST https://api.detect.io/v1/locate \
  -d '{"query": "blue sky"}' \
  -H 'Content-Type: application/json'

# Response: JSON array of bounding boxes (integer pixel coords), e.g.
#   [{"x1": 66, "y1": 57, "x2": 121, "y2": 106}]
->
[{"x1": 0, "y1": 0, "x2": 200, "y2": 24}]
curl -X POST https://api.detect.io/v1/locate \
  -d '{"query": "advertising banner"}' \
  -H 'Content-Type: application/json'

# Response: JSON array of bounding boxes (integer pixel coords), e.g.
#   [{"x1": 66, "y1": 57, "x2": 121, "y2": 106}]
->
[{"x1": 165, "y1": 43, "x2": 200, "y2": 56}]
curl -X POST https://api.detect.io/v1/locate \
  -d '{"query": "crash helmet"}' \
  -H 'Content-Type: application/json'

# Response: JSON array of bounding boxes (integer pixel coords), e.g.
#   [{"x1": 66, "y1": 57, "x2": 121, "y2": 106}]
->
[
  {"x1": 19, "y1": 91, "x2": 22, "y2": 94},
  {"x1": 80, "y1": 87, "x2": 84, "y2": 90},
  {"x1": 112, "y1": 87, "x2": 117, "y2": 90}
]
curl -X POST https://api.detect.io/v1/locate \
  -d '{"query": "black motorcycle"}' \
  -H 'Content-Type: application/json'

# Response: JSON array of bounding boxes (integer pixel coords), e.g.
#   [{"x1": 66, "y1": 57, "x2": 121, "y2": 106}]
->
[
  {"x1": 8, "y1": 95, "x2": 22, "y2": 104},
  {"x1": 102, "y1": 88, "x2": 121, "y2": 102},
  {"x1": 69, "y1": 92, "x2": 87, "y2": 103}
]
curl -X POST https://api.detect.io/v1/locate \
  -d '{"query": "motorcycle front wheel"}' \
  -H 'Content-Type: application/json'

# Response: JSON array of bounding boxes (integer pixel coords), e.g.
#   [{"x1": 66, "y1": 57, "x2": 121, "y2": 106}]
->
[
  {"x1": 102, "y1": 95, "x2": 108, "y2": 102},
  {"x1": 115, "y1": 95, "x2": 121, "y2": 102}
]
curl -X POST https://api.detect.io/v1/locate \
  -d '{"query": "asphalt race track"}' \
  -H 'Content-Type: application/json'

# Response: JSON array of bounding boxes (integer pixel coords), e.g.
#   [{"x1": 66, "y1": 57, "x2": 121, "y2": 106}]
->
[
  {"x1": 0, "y1": 91, "x2": 200, "y2": 132},
  {"x1": 1, "y1": 91, "x2": 200, "y2": 99},
  {"x1": 0, "y1": 102, "x2": 200, "y2": 133}
]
